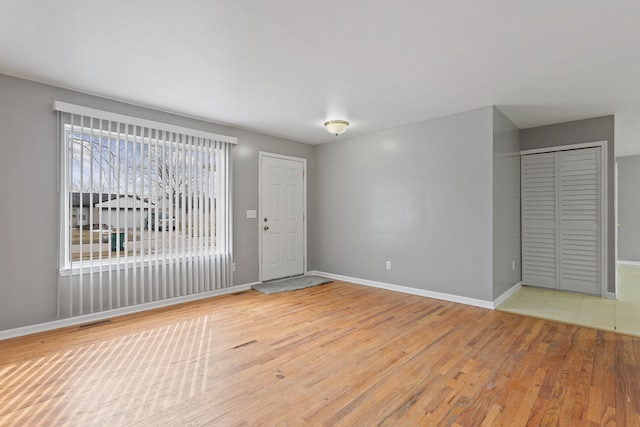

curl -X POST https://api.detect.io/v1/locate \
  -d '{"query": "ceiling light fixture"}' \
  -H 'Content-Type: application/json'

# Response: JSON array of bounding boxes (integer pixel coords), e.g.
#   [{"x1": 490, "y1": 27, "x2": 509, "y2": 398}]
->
[{"x1": 324, "y1": 120, "x2": 350, "y2": 136}]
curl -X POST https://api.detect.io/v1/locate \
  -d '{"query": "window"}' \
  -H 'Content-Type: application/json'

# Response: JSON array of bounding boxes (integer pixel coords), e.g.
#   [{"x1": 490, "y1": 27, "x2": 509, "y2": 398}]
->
[{"x1": 55, "y1": 101, "x2": 236, "y2": 317}]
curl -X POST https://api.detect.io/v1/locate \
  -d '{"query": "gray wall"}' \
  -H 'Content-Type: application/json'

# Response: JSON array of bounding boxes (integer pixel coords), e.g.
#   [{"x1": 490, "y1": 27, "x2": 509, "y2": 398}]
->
[
  {"x1": 5, "y1": 68, "x2": 615, "y2": 333},
  {"x1": 492, "y1": 108, "x2": 521, "y2": 299},
  {"x1": 0, "y1": 73, "x2": 315, "y2": 331},
  {"x1": 617, "y1": 155, "x2": 640, "y2": 262},
  {"x1": 520, "y1": 116, "x2": 615, "y2": 293},
  {"x1": 313, "y1": 107, "x2": 495, "y2": 301}
]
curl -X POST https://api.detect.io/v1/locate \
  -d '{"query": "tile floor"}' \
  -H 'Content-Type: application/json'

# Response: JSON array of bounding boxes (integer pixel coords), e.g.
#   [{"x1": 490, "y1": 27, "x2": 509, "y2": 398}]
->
[{"x1": 497, "y1": 264, "x2": 640, "y2": 337}]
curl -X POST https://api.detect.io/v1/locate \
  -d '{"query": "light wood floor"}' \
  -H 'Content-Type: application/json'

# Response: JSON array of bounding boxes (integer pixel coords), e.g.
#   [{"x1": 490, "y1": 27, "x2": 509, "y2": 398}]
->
[{"x1": 1, "y1": 281, "x2": 639, "y2": 426}]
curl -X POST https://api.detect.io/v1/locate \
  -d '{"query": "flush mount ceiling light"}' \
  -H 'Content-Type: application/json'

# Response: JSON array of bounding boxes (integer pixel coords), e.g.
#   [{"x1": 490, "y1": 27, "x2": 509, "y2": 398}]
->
[{"x1": 324, "y1": 120, "x2": 350, "y2": 136}]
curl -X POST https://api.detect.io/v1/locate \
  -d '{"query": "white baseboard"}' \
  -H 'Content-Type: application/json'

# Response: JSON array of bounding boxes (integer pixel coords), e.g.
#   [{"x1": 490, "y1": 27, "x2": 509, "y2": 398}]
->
[
  {"x1": 607, "y1": 291, "x2": 618, "y2": 300},
  {"x1": 617, "y1": 260, "x2": 640, "y2": 266},
  {"x1": 0, "y1": 283, "x2": 256, "y2": 342},
  {"x1": 492, "y1": 282, "x2": 522, "y2": 309},
  {"x1": 308, "y1": 271, "x2": 494, "y2": 309}
]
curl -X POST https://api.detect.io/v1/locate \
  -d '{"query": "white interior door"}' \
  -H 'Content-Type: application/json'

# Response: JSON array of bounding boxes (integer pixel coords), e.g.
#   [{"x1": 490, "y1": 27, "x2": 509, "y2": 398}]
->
[{"x1": 260, "y1": 154, "x2": 305, "y2": 281}]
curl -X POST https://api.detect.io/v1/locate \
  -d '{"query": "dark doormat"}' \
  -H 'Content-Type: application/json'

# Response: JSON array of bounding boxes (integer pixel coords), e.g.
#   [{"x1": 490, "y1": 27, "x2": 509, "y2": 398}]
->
[{"x1": 252, "y1": 275, "x2": 332, "y2": 294}]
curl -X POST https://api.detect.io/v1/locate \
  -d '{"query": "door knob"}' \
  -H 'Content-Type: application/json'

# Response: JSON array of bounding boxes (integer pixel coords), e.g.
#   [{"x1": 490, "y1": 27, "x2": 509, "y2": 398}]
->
[{"x1": 264, "y1": 226, "x2": 269, "y2": 230}]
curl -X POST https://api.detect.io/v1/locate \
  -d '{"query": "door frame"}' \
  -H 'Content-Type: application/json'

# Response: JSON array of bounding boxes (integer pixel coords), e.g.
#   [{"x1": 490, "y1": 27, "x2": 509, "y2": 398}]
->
[
  {"x1": 258, "y1": 151, "x2": 307, "y2": 283},
  {"x1": 521, "y1": 140, "x2": 609, "y2": 298}
]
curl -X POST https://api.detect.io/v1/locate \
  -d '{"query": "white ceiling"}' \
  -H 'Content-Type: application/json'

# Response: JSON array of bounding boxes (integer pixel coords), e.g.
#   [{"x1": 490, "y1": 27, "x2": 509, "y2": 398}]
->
[{"x1": 1, "y1": 1, "x2": 640, "y2": 154}]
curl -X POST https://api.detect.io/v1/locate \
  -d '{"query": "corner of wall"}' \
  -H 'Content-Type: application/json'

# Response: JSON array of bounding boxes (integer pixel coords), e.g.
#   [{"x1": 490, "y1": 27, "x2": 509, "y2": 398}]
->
[{"x1": 492, "y1": 109, "x2": 522, "y2": 300}]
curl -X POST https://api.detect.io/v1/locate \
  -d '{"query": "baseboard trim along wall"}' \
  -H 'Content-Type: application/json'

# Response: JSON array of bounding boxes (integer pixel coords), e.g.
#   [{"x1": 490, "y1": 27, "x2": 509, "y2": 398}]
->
[
  {"x1": 0, "y1": 283, "x2": 256, "y2": 341},
  {"x1": 307, "y1": 271, "x2": 496, "y2": 310},
  {"x1": 492, "y1": 282, "x2": 523, "y2": 309}
]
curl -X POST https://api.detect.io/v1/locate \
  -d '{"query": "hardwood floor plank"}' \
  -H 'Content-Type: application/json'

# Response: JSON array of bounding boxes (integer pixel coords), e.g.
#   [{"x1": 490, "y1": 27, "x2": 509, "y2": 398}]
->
[{"x1": 0, "y1": 281, "x2": 639, "y2": 426}]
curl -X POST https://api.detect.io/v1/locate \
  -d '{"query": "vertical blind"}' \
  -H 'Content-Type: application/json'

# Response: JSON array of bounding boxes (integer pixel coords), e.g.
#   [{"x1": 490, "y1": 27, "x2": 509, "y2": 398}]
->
[{"x1": 55, "y1": 102, "x2": 235, "y2": 318}]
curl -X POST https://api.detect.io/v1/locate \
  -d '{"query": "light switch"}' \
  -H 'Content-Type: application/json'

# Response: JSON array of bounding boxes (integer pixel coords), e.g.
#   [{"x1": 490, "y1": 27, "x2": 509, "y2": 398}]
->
[{"x1": 246, "y1": 210, "x2": 257, "y2": 219}]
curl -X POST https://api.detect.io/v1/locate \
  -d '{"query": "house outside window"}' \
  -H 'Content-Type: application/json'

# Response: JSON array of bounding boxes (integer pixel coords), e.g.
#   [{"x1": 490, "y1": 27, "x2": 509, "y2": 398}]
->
[{"x1": 63, "y1": 124, "x2": 221, "y2": 265}]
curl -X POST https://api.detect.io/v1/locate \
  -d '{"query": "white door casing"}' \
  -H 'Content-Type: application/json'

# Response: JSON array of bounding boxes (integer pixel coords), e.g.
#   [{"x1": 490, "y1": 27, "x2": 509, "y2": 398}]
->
[{"x1": 259, "y1": 153, "x2": 305, "y2": 281}]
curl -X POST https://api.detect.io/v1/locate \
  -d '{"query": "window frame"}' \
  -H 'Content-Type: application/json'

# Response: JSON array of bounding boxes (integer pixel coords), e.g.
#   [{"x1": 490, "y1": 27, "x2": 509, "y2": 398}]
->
[{"x1": 56, "y1": 102, "x2": 236, "y2": 276}]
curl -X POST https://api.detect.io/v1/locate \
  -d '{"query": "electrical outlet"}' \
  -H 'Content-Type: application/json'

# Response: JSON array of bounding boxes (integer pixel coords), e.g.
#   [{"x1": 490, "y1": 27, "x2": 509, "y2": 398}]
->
[
  {"x1": 512, "y1": 260, "x2": 516, "y2": 271},
  {"x1": 231, "y1": 263, "x2": 236, "y2": 272},
  {"x1": 386, "y1": 261, "x2": 391, "y2": 270}
]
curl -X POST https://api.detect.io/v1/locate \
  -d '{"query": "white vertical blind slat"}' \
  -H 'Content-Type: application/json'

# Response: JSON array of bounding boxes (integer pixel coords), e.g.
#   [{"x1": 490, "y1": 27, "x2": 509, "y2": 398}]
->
[
  {"x1": 146, "y1": 128, "x2": 152, "y2": 301},
  {"x1": 68, "y1": 113, "x2": 75, "y2": 316},
  {"x1": 116, "y1": 122, "x2": 123, "y2": 308},
  {"x1": 212, "y1": 141, "x2": 219, "y2": 290},
  {"x1": 193, "y1": 136, "x2": 198, "y2": 293},
  {"x1": 131, "y1": 124, "x2": 138, "y2": 306},
  {"x1": 193, "y1": 136, "x2": 199, "y2": 293},
  {"x1": 154, "y1": 130, "x2": 162, "y2": 300},
  {"x1": 196, "y1": 137, "x2": 202, "y2": 293},
  {"x1": 107, "y1": 119, "x2": 113, "y2": 310},
  {"x1": 88, "y1": 117, "x2": 95, "y2": 314},
  {"x1": 197, "y1": 137, "x2": 204, "y2": 293},
  {"x1": 198, "y1": 138, "x2": 205, "y2": 293},
  {"x1": 140, "y1": 126, "x2": 146, "y2": 303},
  {"x1": 181, "y1": 134, "x2": 187, "y2": 297},
  {"x1": 187, "y1": 135, "x2": 194, "y2": 295},
  {"x1": 144, "y1": 128, "x2": 151, "y2": 301},
  {"x1": 97, "y1": 118, "x2": 104, "y2": 312},
  {"x1": 139, "y1": 126, "x2": 144, "y2": 303},
  {"x1": 227, "y1": 142, "x2": 231, "y2": 285},
  {"x1": 125, "y1": 124, "x2": 131, "y2": 306},
  {"x1": 165, "y1": 132, "x2": 172, "y2": 299},
  {"x1": 215, "y1": 141, "x2": 223, "y2": 290},
  {"x1": 205, "y1": 142, "x2": 212, "y2": 291},
  {"x1": 79, "y1": 114, "x2": 85, "y2": 315},
  {"x1": 220, "y1": 141, "x2": 230, "y2": 288},
  {"x1": 139, "y1": 126, "x2": 145, "y2": 304}
]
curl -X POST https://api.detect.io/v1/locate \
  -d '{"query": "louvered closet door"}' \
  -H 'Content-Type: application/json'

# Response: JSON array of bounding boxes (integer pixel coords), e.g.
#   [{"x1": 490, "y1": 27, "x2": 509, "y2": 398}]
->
[
  {"x1": 522, "y1": 152, "x2": 558, "y2": 289},
  {"x1": 558, "y1": 148, "x2": 601, "y2": 294}
]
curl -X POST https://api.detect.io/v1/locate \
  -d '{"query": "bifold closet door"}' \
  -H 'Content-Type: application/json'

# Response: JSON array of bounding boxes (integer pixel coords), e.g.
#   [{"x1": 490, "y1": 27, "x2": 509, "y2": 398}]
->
[
  {"x1": 522, "y1": 147, "x2": 602, "y2": 295},
  {"x1": 522, "y1": 152, "x2": 558, "y2": 289},
  {"x1": 558, "y1": 148, "x2": 601, "y2": 294}
]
